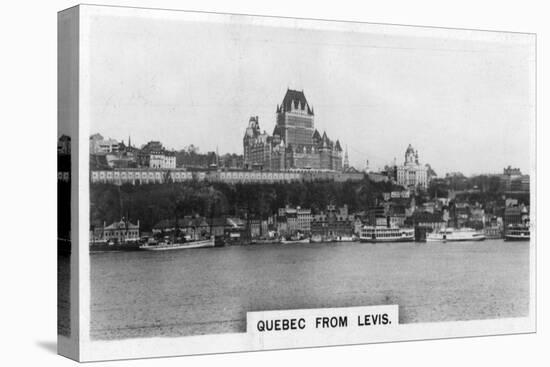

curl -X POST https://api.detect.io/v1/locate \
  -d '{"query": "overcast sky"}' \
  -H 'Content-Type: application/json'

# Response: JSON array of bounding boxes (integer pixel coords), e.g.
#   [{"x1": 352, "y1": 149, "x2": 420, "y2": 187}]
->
[{"x1": 87, "y1": 10, "x2": 534, "y2": 176}]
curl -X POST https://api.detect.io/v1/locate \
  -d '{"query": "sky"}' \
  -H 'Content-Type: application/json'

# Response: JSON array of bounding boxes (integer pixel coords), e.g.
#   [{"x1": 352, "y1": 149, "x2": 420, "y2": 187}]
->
[{"x1": 86, "y1": 9, "x2": 535, "y2": 176}]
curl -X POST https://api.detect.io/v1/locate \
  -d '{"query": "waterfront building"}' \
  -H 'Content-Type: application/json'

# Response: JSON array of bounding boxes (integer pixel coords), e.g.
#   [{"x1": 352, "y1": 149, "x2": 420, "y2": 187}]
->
[
  {"x1": 243, "y1": 89, "x2": 343, "y2": 171},
  {"x1": 248, "y1": 218, "x2": 262, "y2": 238},
  {"x1": 277, "y1": 206, "x2": 312, "y2": 235},
  {"x1": 297, "y1": 207, "x2": 313, "y2": 233},
  {"x1": 405, "y1": 211, "x2": 445, "y2": 230},
  {"x1": 396, "y1": 144, "x2": 428, "y2": 189},
  {"x1": 504, "y1": 204, "x2": 529, "y2": 227},
  {"x1": 311, "y1": 205, "x2": 354, "y2": 237},
  {"x1": 91, "y1": 219, "x2": 140, "y2": 244},
  {"x1": 153, "y1": 216, "x2": 211, "y2": 240},
  {"x1": 353, "y1": 217, "x2": 364, "y2": 235},
  {"x1": 207, "y1": 218, "x2": 227, "y2": 237}
]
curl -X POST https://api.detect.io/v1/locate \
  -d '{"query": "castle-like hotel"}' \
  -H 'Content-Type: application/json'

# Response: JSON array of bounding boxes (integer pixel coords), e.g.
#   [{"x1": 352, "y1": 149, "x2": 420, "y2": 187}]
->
[
  {"x1": 86, "y1": 88, "x2": 438, "y2": 189},
  {"x1": 243, "y1": 89, "x2": 343, "y2": 171}
]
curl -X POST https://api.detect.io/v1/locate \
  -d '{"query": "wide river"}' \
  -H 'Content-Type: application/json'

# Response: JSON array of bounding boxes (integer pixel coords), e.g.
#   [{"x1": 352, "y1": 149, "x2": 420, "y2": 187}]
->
[{"x1": 90, "y1": 239, "x2": 530, "y2": 340}]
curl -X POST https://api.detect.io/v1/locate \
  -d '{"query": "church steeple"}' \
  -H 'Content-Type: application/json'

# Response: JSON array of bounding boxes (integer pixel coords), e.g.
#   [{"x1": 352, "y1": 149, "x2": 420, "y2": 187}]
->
[{"x1": 344, "y1": 146, "x2": 349, "y2": 169}]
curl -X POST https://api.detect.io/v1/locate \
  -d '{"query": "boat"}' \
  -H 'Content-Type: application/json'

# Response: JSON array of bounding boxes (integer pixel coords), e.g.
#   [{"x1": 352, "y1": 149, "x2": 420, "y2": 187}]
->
[
  {"x1": 250, "y1": 237, "x2": 282, "y2": 245},
  {"x1": 426, "y1": 227, "x2": 486, "y2": 242},
  {"x1": 504, "y1": 225, "x2": 530, "y2": 241},
  {"x1": 139, "y1": 236, "x2": 215, "y2": 251},
  {"x1": 309, "y1": 234, "x2": 324, "y2": 243},
  {"x1": 281, "y1": 238, "x2": 310, "y2": 244},
  {"x1": 483, "y1": 226, "x2": 503, "y2": 239},
  {"x1": 359, "y1": 226, "x2": 414, "y2": 243},
  {"x1": 309, "y1": 234, "x2": 338, "y2": 243},
  {"x1": 333, "y1": 235, "x2": 354, "y2": 242},
  {"x1": 89, "y1": 238, "x2": 143, "y2": 252}
]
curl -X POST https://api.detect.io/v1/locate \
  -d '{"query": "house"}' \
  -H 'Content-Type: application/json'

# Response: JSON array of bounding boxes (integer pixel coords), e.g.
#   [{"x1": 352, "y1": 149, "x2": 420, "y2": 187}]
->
[{"x1": 91, "y1": 219, "x2": 140, "y2": 244}]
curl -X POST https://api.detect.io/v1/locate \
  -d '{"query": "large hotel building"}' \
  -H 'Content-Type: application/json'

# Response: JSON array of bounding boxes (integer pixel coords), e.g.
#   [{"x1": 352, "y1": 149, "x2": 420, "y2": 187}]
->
[{"x1": 243, "y1": 89, "x2": 343, "y2": 171}]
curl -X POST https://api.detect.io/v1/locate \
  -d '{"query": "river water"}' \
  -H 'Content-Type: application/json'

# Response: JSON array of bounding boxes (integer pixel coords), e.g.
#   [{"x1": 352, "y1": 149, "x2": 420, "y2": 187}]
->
[{"x1": 90, "y1": 239, "x2": 530, "y2": 340}]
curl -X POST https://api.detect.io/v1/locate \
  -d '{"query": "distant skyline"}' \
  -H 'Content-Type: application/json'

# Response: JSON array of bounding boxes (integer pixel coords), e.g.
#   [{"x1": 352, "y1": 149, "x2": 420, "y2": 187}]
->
[{"x1": 87, "y1": 10, "x2": 535, "y2": 176}]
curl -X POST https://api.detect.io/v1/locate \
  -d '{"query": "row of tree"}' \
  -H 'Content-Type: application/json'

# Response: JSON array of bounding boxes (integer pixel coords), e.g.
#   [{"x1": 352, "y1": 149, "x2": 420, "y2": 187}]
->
[{"x1": 90, "y1": 178, "x2": 397, "y2": 232}]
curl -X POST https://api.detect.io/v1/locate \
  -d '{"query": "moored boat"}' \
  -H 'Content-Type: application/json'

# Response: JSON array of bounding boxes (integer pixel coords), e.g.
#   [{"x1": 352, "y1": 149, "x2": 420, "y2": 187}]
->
[
  {"x1": 426, "y1": 227, "x2": 486, "y2": 242},
  {"x1": 139, "y1": 236, "x2": 215, "y2": 251},
  {"x1": 504, "y1": 225, "x2": 530, "y2": 241},
  {"x1": 333, "y1": 235, "x2": 354, "y2": 242},
  {"x1": 281, "y1": 238, "x2": 310, "y2": 244},
  {"x1": 360, "y1": 226, "x2": 414, "y2": 243},
  {"x1": 250, "y1": 237, "x2": 282, "y2": 245},
  {"x1": 309, "y1": 234, "x2": 324, "y2": 243}
]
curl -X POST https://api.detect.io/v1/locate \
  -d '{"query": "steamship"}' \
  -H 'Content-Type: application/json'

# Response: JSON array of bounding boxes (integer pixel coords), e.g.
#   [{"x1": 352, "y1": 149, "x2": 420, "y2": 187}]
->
[{"x1": 359, "y1": 226, "x2": 415, "y2": 243}]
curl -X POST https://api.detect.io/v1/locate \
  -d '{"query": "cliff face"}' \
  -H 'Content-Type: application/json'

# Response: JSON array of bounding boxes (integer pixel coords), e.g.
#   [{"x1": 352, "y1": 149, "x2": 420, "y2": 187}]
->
[{"x1": 90, "y1": 177, "x2": 396, "y2": 232}]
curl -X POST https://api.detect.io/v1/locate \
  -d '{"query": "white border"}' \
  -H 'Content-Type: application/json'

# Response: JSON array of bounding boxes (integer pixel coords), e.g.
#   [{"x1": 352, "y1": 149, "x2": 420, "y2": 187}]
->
[{"x1": 76, "y1": 4, "x2": 536, "y2": 362}]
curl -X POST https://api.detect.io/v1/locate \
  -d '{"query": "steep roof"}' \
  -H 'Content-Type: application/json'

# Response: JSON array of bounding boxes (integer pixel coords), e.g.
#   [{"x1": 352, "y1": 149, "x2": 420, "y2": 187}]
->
[
  {"x1": 104, "y1": 220, "x2": 139, "y2": 230},
  {"x1": 280, "y1": 89, "x2": 314, "y2": 115},
  {"x1": 272, "y1": 125, "x2": 283, "y2": 137},
  {"x1": 312, "y1": 129, "x2": 321, "y2": 141}
]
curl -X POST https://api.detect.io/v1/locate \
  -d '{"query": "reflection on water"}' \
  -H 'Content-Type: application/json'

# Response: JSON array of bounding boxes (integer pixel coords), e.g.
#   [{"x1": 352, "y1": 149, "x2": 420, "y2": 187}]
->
[{"x1": 90, "y1": 240, "x2": 529, "y2": 340}]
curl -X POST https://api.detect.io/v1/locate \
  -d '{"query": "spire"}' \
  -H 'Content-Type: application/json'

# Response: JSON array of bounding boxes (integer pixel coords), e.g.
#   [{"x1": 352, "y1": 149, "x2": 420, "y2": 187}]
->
[
  {"x1": 344, "y1": 145, "x2": 349, "y2": 169},
  {"x1": 128, "y1": 135, "x2": 131, "y2": 148}
]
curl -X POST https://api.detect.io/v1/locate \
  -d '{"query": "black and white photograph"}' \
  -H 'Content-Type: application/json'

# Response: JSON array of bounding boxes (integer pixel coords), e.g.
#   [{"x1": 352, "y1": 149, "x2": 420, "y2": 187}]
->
[{"x1": 55, "y1": 3, "x2": 537, "y2": 362}]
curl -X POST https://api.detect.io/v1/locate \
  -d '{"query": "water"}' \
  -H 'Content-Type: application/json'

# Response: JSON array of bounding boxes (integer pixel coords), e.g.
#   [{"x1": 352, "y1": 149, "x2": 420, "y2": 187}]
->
[
  {"x1": 90, "y1": 240, "x2": 530, "y2": 340},
  {"x1": 58, "y1": 250, "x2": 71, "y2": 337}
]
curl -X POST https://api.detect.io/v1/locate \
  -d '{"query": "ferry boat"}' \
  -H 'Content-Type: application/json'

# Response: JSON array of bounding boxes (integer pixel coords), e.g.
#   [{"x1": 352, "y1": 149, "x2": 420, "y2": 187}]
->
[
  {"x1": 426, "y1": 227, "x2": 486, "y2": 242},
  {"x1": 359, "y1": 226, "x2": 414, "y2": 243},
  {"x1": 504, "y1": 225, "x2": 530, "y2": 241},
  {"x1": 139, "y1": 236, "x2": 215, "y2": 251}
]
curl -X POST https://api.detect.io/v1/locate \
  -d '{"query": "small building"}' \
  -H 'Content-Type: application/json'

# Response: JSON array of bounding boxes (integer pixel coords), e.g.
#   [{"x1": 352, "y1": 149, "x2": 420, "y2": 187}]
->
[
  {"x1": 405, "y1": 211, "x2": 445, "y2": 231},
  {"x1": 91, "y1": 219, "x2": 140, "y2": 244},
  {"x1": 90, "y1": 133, "x2": 120, "y2": 154},
  {"x1": 138, "y1": 141, "x2": 177, "y2": 169},
  {"x1": 277, "y1": 206, "x2": 312, "y2": 235},
  {"x1": 311, "y1": 205, "x2": 354, "y2": 237},
  {"x1": 153, "y1": 216, "x2": 210, "y2": 240},
  {"x1": 207, "y1": 217, "x2": 227, "y2": 237},
  {"x1": 504, "y1": 205, "x2": 529, "y2": 227}
]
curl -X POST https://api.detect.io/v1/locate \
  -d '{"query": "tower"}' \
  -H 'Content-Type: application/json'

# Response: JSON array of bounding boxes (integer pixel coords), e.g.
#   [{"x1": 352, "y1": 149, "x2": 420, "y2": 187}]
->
[
  {"x1": 405, "y1": 144, "x2": 416, "y2": 165},
  {"x1": 275, "y1": 89, "x2": 315, "y2": 147},
  {"x1": 344, "y1": 146, "x2": 349, "y2": 170}
]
